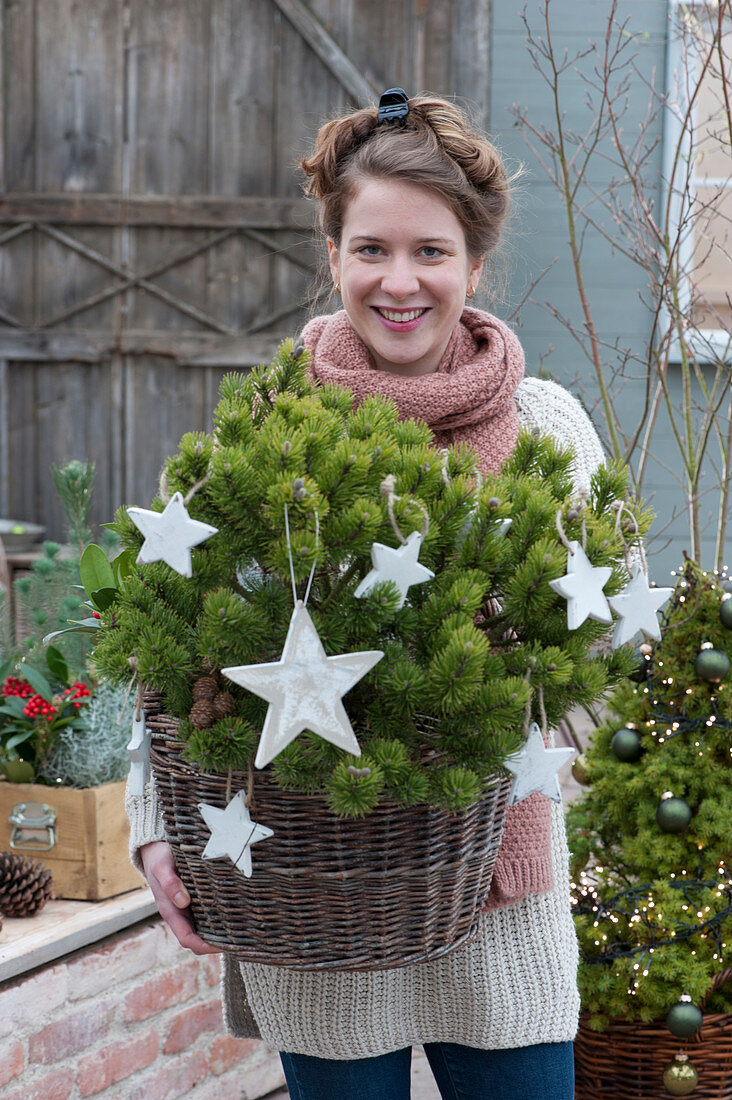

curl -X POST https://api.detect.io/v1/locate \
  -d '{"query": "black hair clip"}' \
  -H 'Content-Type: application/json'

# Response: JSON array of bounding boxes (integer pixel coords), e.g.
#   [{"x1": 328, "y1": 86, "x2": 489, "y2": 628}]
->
[{"x1": 377, "y1": 88, "x2": 409, "y2": 124}]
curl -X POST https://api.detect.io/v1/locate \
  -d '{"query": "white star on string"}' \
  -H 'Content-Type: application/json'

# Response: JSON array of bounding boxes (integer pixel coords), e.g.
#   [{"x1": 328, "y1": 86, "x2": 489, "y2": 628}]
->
[
  {"x1": 505, "y1": 722, "x2": 576, "y2": 805},
  {"x1": 549, "y1": 541, "x2": 613, "y2": 629},
  {"x1": 354, "y1": 530, "x2": 435, "y2": 609},
  {"x1": 127, "y1": 492, "x2": 218, "y2": 578},
  {"x1": 223, "y1": 601, "x2": 384, "y2": 768},
  {"x1": 126, "y1": 709, "x2": 151, "y2": 797},
  {"x1": 198, "y1": 791, "x2": 273, "y2": 877},
  {"x1": 607, "y1": 563, "x2": 673, "y2": 648}
]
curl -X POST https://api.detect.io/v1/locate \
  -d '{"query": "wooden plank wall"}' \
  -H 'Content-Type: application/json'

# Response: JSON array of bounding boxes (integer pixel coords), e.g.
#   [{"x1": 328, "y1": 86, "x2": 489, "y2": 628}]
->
[{"x1": 0, "y1": 0, "x2": 491, "y2": 540}]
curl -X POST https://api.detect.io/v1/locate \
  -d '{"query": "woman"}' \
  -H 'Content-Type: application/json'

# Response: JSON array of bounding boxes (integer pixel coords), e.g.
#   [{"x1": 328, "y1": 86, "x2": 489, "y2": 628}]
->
[{"x1": 132, "y1": 90, "x2": 605, "y2": 1099}]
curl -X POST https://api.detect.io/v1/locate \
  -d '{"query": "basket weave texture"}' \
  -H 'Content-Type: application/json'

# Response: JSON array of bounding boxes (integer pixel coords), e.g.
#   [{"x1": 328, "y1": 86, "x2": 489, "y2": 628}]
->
[
  {"x1": 148, "y1": 712, "x2": 511, "y2": 971},
  {"x1": 574, "y1": 971, "x2": 732, "y2": 1098}
]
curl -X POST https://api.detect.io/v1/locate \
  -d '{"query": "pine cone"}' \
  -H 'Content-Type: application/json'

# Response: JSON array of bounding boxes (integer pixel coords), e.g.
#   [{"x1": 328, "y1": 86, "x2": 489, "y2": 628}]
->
[
  {"x1": 192, "y1": 675, "x2": 219, "y2": 702},
  {"x1": 212, "y1": 691, "x2": 235, "y2": 719},
  {"x1": 190, "y1": 698, "x2": 216, "y2": 728},
  {"x1": 0, "y1": 851, "x2": 53, "y2": 917}
]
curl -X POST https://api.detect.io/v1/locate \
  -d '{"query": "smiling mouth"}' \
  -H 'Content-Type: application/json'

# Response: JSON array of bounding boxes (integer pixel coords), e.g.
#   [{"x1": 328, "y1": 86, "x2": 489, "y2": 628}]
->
[{"x1": 374, "y1": 307, "x2": 429, "y2": 322}]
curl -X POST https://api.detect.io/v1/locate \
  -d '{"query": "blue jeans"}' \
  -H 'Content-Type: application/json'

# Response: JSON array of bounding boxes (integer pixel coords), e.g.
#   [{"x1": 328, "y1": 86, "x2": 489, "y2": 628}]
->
[{"x1": 279, "y1": 1040, "x2": 574, "y2": 1099}]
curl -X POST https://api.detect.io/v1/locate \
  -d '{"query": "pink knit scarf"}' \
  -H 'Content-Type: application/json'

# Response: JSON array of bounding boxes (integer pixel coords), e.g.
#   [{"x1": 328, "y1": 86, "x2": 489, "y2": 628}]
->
[
  {"x1": 301, "y1": 307, "x2": 525, "y2": 474},
  {"x1": 302, "y1": 307, "x2": 554, "y2": 911}
]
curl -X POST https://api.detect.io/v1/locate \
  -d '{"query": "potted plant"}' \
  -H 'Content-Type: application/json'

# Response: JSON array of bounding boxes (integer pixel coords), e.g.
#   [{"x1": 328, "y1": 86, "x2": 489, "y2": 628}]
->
[
  {"x1": 91, "y1": 340, "x2": 651, "y2": 968},
  {"x1": 0, "y1": 463, "x2": 144, "y2": 900}
]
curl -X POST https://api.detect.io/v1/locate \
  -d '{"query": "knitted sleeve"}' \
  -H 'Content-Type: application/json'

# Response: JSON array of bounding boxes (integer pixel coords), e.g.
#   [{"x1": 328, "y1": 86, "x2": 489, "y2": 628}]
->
[
  {"x1": 513, "y1": 376, "x2": 605, "y2": 494},
  {"x1": 482, "y1": 376, "x2": 606, "y2": 910},
  {"x1": 125, "y1": 772, "x2": 168, "y2": 874}
]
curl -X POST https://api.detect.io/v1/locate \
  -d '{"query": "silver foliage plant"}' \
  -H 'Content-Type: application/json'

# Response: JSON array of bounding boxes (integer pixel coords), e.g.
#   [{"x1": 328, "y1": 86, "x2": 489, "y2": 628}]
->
[{"x1": 37, "y1": 680, "x2": 134, "y2": 789}]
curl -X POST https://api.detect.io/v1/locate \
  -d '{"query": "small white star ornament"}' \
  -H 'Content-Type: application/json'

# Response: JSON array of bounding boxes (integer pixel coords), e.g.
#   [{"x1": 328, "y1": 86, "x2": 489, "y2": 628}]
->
[
  {"x1": 198, "y1": 791, "x2": 273, "y2": 877},
  {"x1": 354, "y1": 530, "x2": 434, "y2": 609},
  {"x1": 126, "y1": 710, "x2": 151, "y2": 797},
  {"x1": 223, "y1": 602, "x2": 383, "y2": 768},
  {"x1": 505, "y1": 722, "x2": 576, "y2": 805},
  {"x1": 607, "y1": 563, "x2": 673, "y2": 648},
  {"x1": 549, "y1": 541, "x2": 613, "y2": 629},
  {"x1": 127, "y1": 492, "x2": 218, "y2": 578}
]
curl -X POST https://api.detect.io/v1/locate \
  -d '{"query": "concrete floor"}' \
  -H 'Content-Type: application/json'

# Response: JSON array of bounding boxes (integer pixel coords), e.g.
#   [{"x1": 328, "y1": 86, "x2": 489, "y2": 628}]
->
[{"x1": 263, "y1": 710, "x2": 595, "y2": 1099}]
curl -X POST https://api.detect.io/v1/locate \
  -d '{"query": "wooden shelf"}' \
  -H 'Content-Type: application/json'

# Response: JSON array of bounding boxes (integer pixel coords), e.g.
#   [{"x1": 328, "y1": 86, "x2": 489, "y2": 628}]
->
[{"x1": 0, "y1": 887, "x2": 157, "y2": 983}]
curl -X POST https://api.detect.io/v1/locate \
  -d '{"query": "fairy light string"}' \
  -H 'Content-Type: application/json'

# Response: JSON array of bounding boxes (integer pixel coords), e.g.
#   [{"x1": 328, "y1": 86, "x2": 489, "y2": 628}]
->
[{"x1": 572, "y1": 872, "x2": 732, "y2": 968}]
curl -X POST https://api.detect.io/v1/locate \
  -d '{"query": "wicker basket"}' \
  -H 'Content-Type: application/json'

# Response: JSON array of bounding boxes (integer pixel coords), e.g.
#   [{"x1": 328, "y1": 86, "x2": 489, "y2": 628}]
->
[
  {"x1": 574, "y1": 971, "x2": 732, "y2": 1098},
  {"x1": 148, "y1": 712, "x2": 511, "y2": 971}
]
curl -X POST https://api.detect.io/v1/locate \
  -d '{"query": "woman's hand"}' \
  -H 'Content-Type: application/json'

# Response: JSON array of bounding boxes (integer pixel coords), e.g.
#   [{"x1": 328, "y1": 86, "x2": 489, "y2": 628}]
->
[{"x1": 140, "y1": 840, "x2": 220, "y2": 955}]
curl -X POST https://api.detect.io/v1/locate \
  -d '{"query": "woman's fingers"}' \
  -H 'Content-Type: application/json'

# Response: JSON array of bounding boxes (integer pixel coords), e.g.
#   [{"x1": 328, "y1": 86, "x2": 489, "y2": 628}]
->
[{"x1": 140, "y1": 841, "x2": 221, "y2": 956}]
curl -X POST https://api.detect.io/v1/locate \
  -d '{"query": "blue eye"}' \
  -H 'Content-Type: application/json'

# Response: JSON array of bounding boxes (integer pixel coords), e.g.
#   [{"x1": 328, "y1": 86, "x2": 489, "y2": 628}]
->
[
  {"x1": 420, "y1": 246, "x2": 443, "y2": 259},
  {"x1": 359, "y1": 245, "x2": 382, "y2": 256}
]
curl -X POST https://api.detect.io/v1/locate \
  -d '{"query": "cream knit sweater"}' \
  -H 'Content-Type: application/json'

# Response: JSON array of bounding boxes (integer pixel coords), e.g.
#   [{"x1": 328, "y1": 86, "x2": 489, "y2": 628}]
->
[{"x1": 126, "y1": 375, "x2": 605, "y2": 1057}]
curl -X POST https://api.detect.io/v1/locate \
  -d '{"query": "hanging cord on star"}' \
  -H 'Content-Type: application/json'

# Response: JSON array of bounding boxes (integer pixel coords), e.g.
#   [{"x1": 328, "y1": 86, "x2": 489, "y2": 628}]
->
[
  {"x1": 554, "y1": 493, "x2": 588, "y2": 555},
  {"x1": 283, "y1": 503, "x2": 320, "y2": 608},
  {"x1": 610, "y1": 498, "x2": 648, "y2": 576},
  {"x1": 521, "y1": 659, "x2": 548, "y2": 738},
  {"x1": 380, "y1": 474, "x2": 429, "y2": 544},
  {"x1": 158, "y1": 468, "x2": 212, "y2": 508}
]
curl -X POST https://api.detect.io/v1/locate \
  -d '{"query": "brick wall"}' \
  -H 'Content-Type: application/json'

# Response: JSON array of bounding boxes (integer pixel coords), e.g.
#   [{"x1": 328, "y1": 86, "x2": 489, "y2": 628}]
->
[{"x1": 0, "y1": 918, "x2": 286, "y2": 1099}]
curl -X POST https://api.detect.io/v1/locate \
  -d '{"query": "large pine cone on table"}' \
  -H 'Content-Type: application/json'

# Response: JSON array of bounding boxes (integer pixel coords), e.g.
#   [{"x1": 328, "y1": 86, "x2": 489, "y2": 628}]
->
[{"x1": 0, "y1": 851, "x2": 54, "y2": 916}]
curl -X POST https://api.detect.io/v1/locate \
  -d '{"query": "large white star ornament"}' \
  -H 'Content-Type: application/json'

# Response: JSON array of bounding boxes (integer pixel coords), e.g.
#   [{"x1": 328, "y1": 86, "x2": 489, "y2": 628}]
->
[
  {"x1": 126, "y1": 710, "x2": 151, "y2": 797},
  {"x1": 505, "y1": 723, "x2": 576, "y2": 805},
  {"x1": 607, "y1": 564, "x2": 673, "y2": 649},
  {"x1": 223, "y1": 602, "x2": 383, "y2": 768},
  {"x1": 127, "y1": 492, "x2": 218, "y2": 578},
  {"x1": 354, "y1": 530, "x2": 435, "y2": 610},
  {"x1": 549, "y1": 541, "x2": 613, "y2": 630},
  {"x1": 198, "y1": 791, "x2": 274, "y2": 878}
]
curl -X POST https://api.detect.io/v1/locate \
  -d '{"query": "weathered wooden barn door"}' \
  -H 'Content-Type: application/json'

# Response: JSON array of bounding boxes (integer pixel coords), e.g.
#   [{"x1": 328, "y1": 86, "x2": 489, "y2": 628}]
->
[{"x1": 0, "y1": 0, "x2": 491, "y2": 538}]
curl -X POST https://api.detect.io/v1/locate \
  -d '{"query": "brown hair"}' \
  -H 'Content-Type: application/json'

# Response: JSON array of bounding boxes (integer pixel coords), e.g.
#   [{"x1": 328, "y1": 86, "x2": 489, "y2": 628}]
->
[{"x1": 300, "y1": 94, "x2": 511, "y2": 263}]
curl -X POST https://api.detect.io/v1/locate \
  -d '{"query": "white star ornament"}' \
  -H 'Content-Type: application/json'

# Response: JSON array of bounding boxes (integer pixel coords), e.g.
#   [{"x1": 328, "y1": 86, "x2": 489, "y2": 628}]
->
[
  {"x1": 126, "y1": 710, "x2": 151, "y2": 797},
  {"x1": 198, "y1": 791, "x2": 274, "y2": 878},
  {"x1": 127, "y1": 492, "x2": 218, "y2": 578},
  {"x1": 354, "y1": 530, "x2": 435, "y2": 609},
  {"x1": 505, "y1": 722, "x2": 576, "y2": 805},
  {"x1": 607, "y1": 563, "x2": 673, "y2": 648},
  {"x1": 222, "y1": 602, "x2": 383, "y2": 768},
  {"x1": 549, "y1": 541, "x2": 613, "y2": 630}
]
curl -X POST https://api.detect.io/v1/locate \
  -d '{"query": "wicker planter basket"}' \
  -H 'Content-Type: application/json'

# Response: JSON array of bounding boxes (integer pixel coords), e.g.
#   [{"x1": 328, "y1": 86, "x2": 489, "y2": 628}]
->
[
  {"x1": 574, "y1": 971, "x2": 732, "y2": 1098},
  {"x1": 148, "y1": 712, "x2": 511, "y2": 971}
]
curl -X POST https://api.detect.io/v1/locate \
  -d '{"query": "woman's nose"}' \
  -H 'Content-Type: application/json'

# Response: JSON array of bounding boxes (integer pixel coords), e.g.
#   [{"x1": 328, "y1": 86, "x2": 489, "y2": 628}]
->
[{"x1": 380, "y1": 257, "x2": 420, "y2": 299}]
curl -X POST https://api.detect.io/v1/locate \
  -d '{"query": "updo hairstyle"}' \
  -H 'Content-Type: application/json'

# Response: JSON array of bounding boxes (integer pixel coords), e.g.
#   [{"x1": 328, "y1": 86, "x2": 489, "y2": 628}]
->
[{"x1": 300, "y1": 94, "x2": 511, "y2": 263}]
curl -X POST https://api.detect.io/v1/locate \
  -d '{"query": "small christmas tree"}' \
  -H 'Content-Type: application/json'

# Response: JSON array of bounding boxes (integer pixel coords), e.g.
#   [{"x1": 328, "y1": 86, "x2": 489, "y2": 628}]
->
[
  {"x1": 94, "y1": 341, "x2": 648, "y2": 817},
  {"x1": 568, "y1": 558, "x2": 732, "y2": 1038}
]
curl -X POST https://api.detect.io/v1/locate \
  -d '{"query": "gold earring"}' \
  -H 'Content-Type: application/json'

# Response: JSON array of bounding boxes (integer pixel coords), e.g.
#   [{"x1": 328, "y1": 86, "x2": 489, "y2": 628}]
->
[
  {"x1": 466, "y1": 285, "x2": 476, "y2": 300},
  {"x1": 334, "y1": 282, "x2": 341, "y2": 295}
]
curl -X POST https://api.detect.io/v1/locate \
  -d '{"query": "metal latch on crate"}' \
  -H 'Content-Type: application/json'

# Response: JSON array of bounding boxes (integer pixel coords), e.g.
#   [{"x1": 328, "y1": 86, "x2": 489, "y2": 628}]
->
[{"x1": 9, "y1": 801, "x2": 57, "y2": 851}]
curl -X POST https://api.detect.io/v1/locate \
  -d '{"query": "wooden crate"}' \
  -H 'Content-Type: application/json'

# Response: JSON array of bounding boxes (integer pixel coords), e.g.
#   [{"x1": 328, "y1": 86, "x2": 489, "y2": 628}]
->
[{"x1": 0, "y1": 779, "x2": 145, "y2": 900}]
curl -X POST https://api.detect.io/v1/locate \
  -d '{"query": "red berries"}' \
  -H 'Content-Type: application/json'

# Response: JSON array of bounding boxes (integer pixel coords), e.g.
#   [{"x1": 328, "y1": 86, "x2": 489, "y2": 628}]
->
[
  {"x1": 62, "y1": 682, "x2": 91, "y2": 710},
  {"x1": 4, "y1": 677, "x2": 91, "y2": 720},
  {"x1": 2, "y1": 676, "x2": 35, "y2": 698},
  {"x1": 22, "y1": 694, "x2": 57, "y2": 720}
]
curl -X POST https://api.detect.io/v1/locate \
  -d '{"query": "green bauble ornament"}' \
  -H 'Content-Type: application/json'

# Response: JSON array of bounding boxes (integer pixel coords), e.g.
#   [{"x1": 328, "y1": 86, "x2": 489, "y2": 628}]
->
[
  {"x1": 720, "y1": 597, "x2": 732, "y2": 629},
  {"x1": 694, "y1": 646, "x2": 730, "y2": 683},
  {"x1": 629, "y1": 647, "x2": 651, "y2": 682},
  {"x1": 666, "y1": 999, "x2": 703, "y2": 1038},
  {"x1": 2, "y1": 759, "x2": 35, "y2": 783},
  {"x1": 571, "y1": 753, "x2": 591, "y2": 785},
  {"x1": 656, "y1": 794, "x2": 692, "y2": 833},
  {"x1": 662, "y1": 1052, "x2": 698, "y2": 1095},
  {"x1": 611, "y1": 727, "x2": 643, "y2": 763}
]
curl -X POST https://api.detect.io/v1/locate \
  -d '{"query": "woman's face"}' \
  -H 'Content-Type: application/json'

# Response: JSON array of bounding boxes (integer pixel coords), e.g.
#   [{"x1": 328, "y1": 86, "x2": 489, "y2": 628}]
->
[{"x1": 328, "y1": 177, "x2": 483, "y2": 376}]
